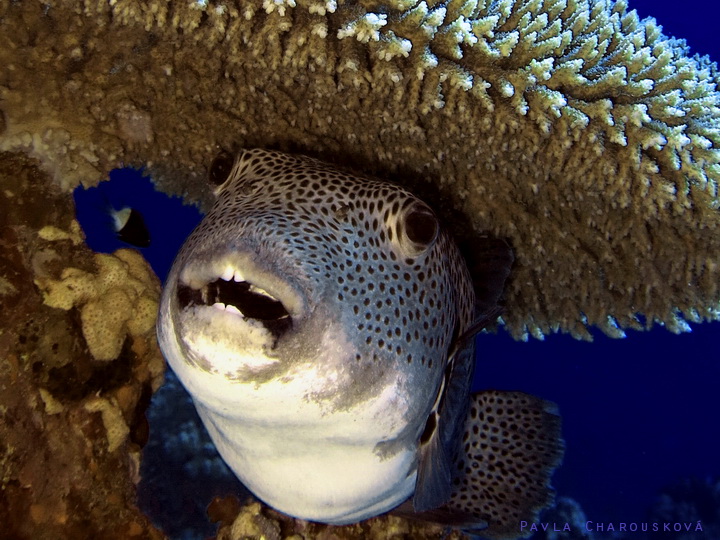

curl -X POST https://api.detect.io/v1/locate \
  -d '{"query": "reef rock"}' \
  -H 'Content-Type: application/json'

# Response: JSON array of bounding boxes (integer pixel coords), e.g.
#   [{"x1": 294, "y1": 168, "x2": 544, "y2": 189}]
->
[
  {"x1": 0, "y1": 152, "x2": 164, "y2": 540},
  {"x1": 209, "y1": 495, "x2": 470, "y2": 540}
]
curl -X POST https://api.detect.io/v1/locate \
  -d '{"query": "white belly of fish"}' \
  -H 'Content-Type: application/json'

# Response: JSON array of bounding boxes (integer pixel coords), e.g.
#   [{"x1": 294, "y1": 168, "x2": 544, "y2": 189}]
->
[
  {"x1": 196, "y1": 401, "x2": 417, "y2": 524},
  {"x1": 161, "y1": 308, "x2": 419, "y2": 524}
]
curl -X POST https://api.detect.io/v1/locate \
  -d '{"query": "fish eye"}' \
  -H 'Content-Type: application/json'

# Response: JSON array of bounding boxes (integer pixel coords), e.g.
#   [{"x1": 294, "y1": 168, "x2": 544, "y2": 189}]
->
[
  {"x1": 402, "y1": 202, "x2": 438, "y2": 250},
  {"x1": 404, "y1": 205, "x2": 438, "y2": 247},
  {"x1": 208, "y1": 151, "x2": 235, "y2": 186}
]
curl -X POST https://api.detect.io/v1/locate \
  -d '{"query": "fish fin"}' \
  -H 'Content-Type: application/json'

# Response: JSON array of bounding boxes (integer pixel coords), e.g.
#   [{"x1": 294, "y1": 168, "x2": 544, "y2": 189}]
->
[
  {"x1": 412, "y1": 235, "x2": 512, "y2": 513},
  {"x1": 439, "y1": 390, "x2": 564, "y2": 538},
  {"x1": 412, "y1": 326, "x2": 475, "y2": 512},
  {"x1": 448, "y1": 306, "x2": 503, "y2": 360},
  {"x1": 413, "y1": 408, "x2": 452, "y2": 512},
  {"x1": 412, "y1": 344, "x2": 472, "y2": 512},
  {"x1": 413, "y1": 349, "x2": 462, "y2": 511},
  {"x1": 115, "y1": 207, "x2": 150, "y2": 248},
  {"x1": 413, "y1": 306, "x2": 504, "y2": 513},
  {"x1": 413, "y1": 307, "x2": 501, "y2": 512}
]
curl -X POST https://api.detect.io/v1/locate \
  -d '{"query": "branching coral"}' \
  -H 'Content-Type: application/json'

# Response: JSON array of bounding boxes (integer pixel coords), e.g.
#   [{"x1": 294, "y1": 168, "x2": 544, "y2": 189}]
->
[{"x1": 1, "y1": 0, "x2": 719, "y2": 339}]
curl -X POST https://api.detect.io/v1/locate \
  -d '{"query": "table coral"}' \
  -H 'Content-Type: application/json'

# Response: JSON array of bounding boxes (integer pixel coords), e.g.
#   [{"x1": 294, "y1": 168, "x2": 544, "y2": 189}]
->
[{"x1": 1, "y1": 0, "x2": 718, "y2": 340}]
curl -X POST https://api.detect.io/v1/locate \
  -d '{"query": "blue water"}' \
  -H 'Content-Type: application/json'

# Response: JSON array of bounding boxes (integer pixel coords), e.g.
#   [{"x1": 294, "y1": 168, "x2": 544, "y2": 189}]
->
[
  {"x1": 475, "y1": 324, "x2": 720, "y2": 525},
  {"x1": 631, "y1": 0, "x2": 718, "y2": 61},
  {"x1": 73, "y1": 168, "x2": 202, "y2": 282},
  {"x1": 71, "y1": 0, "x2": 720, "y2": 536}
]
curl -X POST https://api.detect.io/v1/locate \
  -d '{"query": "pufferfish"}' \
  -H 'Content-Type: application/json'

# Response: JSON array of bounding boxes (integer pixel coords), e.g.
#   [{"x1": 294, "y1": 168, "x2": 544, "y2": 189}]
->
[{"x1": 157, "y1": 149, "x2": 563, "y2": 538}]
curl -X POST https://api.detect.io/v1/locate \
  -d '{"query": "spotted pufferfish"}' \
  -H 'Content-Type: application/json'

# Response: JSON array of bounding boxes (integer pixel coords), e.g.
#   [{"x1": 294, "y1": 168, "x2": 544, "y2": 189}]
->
[{"x1": 157, "y1": 149, "x2": 563, "y2": 538}]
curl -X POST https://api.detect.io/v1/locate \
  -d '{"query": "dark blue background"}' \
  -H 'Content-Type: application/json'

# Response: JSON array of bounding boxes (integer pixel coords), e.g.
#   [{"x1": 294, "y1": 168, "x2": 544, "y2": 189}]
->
[{"x1": 72, "y1": 0, "x2": 719, "y2": 534}]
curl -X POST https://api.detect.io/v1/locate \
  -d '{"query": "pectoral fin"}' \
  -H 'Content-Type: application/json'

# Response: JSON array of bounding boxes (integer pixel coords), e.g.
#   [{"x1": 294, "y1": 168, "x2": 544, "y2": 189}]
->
[
  {"x1": 413, "y1": 408, "x2": 453, "y2": 512},
  {"x1": 447, "y1": 390, "x2": 564, "y2": 538},
  {"x1": 412, "y1": 307, "x2": 505, "y2": 513},
  {"x1": 404, "y1": 391, "x2": 564, "y2": 539}
]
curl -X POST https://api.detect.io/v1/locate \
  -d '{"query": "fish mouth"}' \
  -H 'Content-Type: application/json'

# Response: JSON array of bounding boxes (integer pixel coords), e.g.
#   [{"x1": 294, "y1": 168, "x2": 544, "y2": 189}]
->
[{"x1": 176, "y1": 254, "x2": 304, "y2": 339}]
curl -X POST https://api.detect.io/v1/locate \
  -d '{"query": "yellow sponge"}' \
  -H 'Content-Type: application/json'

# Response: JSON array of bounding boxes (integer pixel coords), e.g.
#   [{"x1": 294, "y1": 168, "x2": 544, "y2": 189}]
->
[{"x1": 38, "y1": 249, "x2": 160, "y2": 361}]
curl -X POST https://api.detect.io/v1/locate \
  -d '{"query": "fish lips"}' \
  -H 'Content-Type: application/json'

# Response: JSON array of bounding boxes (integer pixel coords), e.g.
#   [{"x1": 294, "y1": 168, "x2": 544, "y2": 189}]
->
[{"x1": 174, "y1": 249, "x2": 308, "y2": 341}]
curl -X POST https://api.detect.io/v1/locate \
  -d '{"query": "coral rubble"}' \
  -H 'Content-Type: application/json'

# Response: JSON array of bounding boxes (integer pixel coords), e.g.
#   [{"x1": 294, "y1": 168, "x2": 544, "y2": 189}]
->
[
  {"x1": 36, "y1": 249, "x2": 161, "y2": 361},
  {"x1": 0, "y1": 0, "x2": 718, "y2": 339},
  {"x1": 211, "y1": 496, "x2": 470, "y2": 540}
]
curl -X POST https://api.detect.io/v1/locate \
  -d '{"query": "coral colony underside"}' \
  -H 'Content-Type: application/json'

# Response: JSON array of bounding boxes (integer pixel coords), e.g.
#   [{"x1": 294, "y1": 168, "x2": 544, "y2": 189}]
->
[{"x1": 1, "y1": 0, "x2": 719, "y2": 339}]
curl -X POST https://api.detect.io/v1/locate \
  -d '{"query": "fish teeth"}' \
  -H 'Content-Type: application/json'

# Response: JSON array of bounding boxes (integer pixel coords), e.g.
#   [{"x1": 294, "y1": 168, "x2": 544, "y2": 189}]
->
[
  {"x1": 249, "y1": 284, "x2": 276, "y2": 299},
  {"x1": 225, "y1": 304, "x2": 242, "y2": 316},
  {"x1": 219, "y1": 265, "x2": 245, "y2": 283},
  {"x1": 220, "y1": 265, "x2": 234, "y2": 281},
  {"x1": 212, "y1": 301, "x2": 244, "y2": 317}
]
